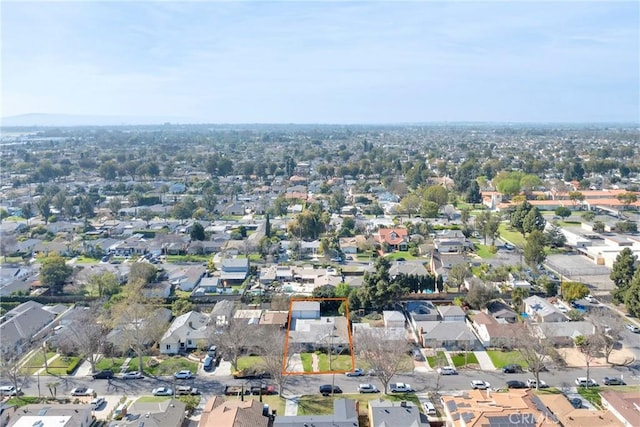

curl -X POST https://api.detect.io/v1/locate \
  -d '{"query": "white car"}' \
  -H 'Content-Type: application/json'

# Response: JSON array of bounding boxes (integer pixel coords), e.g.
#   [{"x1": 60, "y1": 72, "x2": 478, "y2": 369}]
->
[
  {"x1": 346, "y1": 368, "x2": 364, "y2": 377},
  {"x1": 121, "y1": 371, "x2": 143, "y2": 379},
  {"x1": 152, "y1": 387, "x2": 173, "y2": 396},
  {"x1": 0, "y1": 385, "x2": 21, "y2": 396},
  {"x1": 389, "y1": 383, "x2": 414, "y2": 393},
  {"x1": 357, "y1": 383, "x2": 379, "y2": 393},
  {"x1": 91, "y1": 397, "x2": 105, "y2": 409},
  {"x1": 625, "y1": 324, "x2": 640, "y2": 333},
  {"x1": 70, "y1": 387, "x2": 94, "y2": 396},
  {"x1": 174, "y1": 370, "x2": 194, "y2": 379},
  {"x1": 584, "y1": 295, "x2": 598, "y2": 304},
  {"x1": 470, "y1": 380, "x2": 490, "y2": 390},
  {"x1": 437, "y1": 366, "x2": 457, "y2": 375},
  {"x1": 526, "y1": 378, "x2": 548, "y2": 388},
  {"x1": 575, "y1": 377, "x2": 598, "y2": 387}
]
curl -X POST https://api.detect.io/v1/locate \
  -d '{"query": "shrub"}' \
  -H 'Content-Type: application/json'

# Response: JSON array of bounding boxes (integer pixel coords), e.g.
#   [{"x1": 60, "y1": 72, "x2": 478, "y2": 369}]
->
[{"x1": 66, "y1": 358, "x2": 82, "y2": 375}]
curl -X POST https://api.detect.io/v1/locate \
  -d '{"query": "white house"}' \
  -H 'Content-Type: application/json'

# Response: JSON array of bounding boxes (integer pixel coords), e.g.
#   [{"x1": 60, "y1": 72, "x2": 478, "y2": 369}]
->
[
  {"x1": 291, "y1": 301, "x2": 320, "y2": 320},
  {"x1": 437, "y1": 305, "x2": 466, "y2": 322},
  {"x1": 160, "y1": 311, "x2": 210, "y2": 355},
  {"x1": 524, "y1": 296, "x2": 568, "y2": 323},
  {"x1": 383, "y1": 311, "x2": 405, "y2": 329}
]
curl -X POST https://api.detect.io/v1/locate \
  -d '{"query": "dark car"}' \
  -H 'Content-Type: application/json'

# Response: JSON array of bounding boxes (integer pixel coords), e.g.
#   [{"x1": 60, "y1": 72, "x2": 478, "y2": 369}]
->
[
  {"x1": 506, "y1": 380, "x2": 527, "y2": 389},
  {"x1": 503, "y1": 364, "x2": 523, "y2": 374},
  {"x1": 568, "y1": 397, "x2": 582, "y2": 409},
  {"x1": 603, "y1": 376, "x2": 626, "y2": 386},
  {"x1": 92, "y1": 370, "x2": 114, "y2": 380},
  {"x1": 319, "y1": 385, "x2": 342, "y2": 395}
]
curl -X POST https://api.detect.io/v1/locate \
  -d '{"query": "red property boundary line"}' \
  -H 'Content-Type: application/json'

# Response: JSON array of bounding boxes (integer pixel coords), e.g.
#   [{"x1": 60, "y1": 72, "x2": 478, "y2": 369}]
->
[{"x1": 282, "y1": 297, "x2": 355, "y2": 376}]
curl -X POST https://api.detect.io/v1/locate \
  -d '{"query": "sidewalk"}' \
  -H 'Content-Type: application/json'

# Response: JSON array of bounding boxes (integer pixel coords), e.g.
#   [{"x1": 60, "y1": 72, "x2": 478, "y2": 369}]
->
[
  {"x1": 284, "y1": 395, "x2": 300, "y2": 416},
  {"x1": 120, "y1": 357, "x2": 132, "y2": 374},
  {"x1": 473, "y1": 351, "x2": 496, "y2": 370}
]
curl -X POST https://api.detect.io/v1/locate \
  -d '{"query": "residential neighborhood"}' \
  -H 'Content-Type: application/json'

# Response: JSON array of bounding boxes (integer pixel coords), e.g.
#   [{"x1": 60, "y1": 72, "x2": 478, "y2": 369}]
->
[{"x1": 0, "y1": 124, "x2": 639, "y2": 427}]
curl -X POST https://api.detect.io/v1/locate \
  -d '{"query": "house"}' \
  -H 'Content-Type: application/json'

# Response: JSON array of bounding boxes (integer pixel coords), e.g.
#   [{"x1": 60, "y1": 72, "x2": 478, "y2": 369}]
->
[
  {"x1": 338, "y1": 236, "x2": 359, "y2": 254},
  {"x1": 485, "y1": 300, "x2": 518, "y2": 323},
  {"x1": 437, "y1": 305, "x2": 466, "y2": 322},
  {"x1": 416, "y1": 321, "x2": 480, "y2": 350},
  {"x1": 199, "y1": 396, "x2": 270, "y2": 427},
  {"x1": 275, "y1": 399, "x2": 358, "y2": 427},
  {"x1": 109, "y1": 398, "x2": 186, "y2": 427},
  {"x1": 539, "y1": 392, "x2": 623, "y2": 427},
  {"x1": 441, "y1": 389, "x2": 557, "y2": 427},
  {"x1": 160, "y1": 310, "x2": 210, "y2": 354},
  {"x1": 288, "y1": 316, "x2": 351, "y2": 353},
  {"x1": 383, "y1": 311, "x2": 405, "y2": 329},
  {"x1": 352, "y1": 323, "x2": 406, "y2": 346},
  {"x1": 142, "y1": 281, "x2": 172, "y2": 299},
  {"x1": 220, "y1": 258, "x2": 250, "y2": 286},
  {"x1": 234, "y1": 309, "x2": 263, "y2": 326},
  {"x1": 0, "y1": 301, "x2": 56, "y2": 356},
  {"x1": 5, "y1": 403, "x2": 92, "y2": 427},
  {"x1": 434, "y1": 230, "x2": 467, "y2": 253},
  {"x1": 430, "y1": 252, "x2": 467, "y2": 282},
  {"x1": 524, "y1": 296, "x2": 568, "y2": 323},
  {"x1": 600, "y1": 390, "x2": 640, "y2": 427},
  {"x1": 368, "y1": 399, "x2": 428, "y2": 427},
  {"x1": 290, "y1": 301, "x2": 320, "y2": 319},
  {"x1": 374, "y1": 228, "x2": 409, "y2": 251},
  {"x1": 472, "y1": 312, "x2": 525, "y2": 348},
  {"x1": 259, "y1": 311, "x2": 288, "y2": 328},
  {"x1": 389, "y1": 260, "x2": 430, "y2": 279},
  {"x1": 405, "y1": 301, "x2": 440, "y2": 331},
  {"x1": 169, "y1": 265, "x2": 206, "y2": 291},
  {"x1": 193, "y1": 276, "x2": 221, "y2": 295},
  {"x1": 106, "y1": 307, "x2": 172, "y2": 352},
  {"x1": 533, "y1": 321, "x2": 596, "y2": 347}
]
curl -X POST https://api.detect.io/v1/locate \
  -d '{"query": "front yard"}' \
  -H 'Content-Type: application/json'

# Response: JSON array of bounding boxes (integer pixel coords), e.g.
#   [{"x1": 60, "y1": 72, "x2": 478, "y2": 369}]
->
[
  {"x1": 297, "y1": 393, "x2": 421, "y2": 416},
  {"x1": 485, "y1": 350, "x2": 526, "y2": 369},
  {"x1": 426, "y1": 351, "x2": 447, "y2": 369},
  {"x1": 450, "y1": 352, "x2": 479, "y2": 368}
]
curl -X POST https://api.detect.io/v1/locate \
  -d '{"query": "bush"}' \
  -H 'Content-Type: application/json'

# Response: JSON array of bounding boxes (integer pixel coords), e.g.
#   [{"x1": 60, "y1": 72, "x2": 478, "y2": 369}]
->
[{"x1": 66, "y1": 358, "x2": 82, "y2": 375}]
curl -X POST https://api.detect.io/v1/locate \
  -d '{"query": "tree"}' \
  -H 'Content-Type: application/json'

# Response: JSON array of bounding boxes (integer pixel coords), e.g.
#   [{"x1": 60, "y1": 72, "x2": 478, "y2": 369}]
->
[
  {"x1": 466, "y1": 181, "x2": 482, "y2": 204},
  {"x1": 172, "y1": 298, "x2": 195, "y2": 316},
  {"x1": 515, "y1": 327, "x2": 553, "y2": 390},
  {"x1": 561, "y1": 282, "x2": 590, "y2": 302},
  {"x1": 36, "y1": 195, "x2": 52, "y2": 224},
  {"x1": 128, "y1": 262, "x2": 157, "y2": 285},
  {"x1": 589, "y1": 308, "x2": 624, "y2": 363},
  {"x1": 109, "y1": 281, "x2": 168, "y2": 374},
  {"x1": 210, "y1": 318, "x2": 259, "y2": 371},
  {"x1": 610, "y1": 248, "x2": 637, "y2": 304},
  {"x1": 190, "y1": 222, "x2": 206, "y2": 241},
  {"x1": 358, "y1": 257, "x2": 403, "y2": 310},
  {"x1": 616, "y1": 191, "x2": 638, "y2": 210},
  {"x1": 0, "y1": 352, "x2": 28, "y2": 399},
  {"x1": 40, "y1": 253, "x2": 73, "y2": 294},
  {"x1": 355, "y1": 328, "x2": 412, "y2": 395},
  {"x1": 511, "y1": 287, "x2": 529, "y2": 312},
  {"x1": 260, "y1": 328, "x2": 299, "y2": 397},
  {"x1": 422, "y1": 185, "x2": 448, "y2": 209},
  {"x1": 86, "y1": 271, "x2": 121, "y2": 297},
  {"x1": 465, "y1": 282, "x2": 497, "y2": 310},
  {"x1": 522, "y1": 207, "x2": 545, "y2": 235},
  {"x1": 448, "y1": 263, "x2": 471, "y2": 292},
  {"x1": 554, "y1": 206, "x2": 571, "y2": 219},
  {"x1": 523, "y1": 230, "x2": 546, "y2": 270},
  {"x1": 510, "y1": 201, "x2": 533, "y2": 237},
  {"x1": 568, "y1": 191, "x2": 585, "y2": 206},
  {"x1": 574, "y1": 335, "x2": 601, "y2": 387},
  {"x1": 264, "y1": 213, "x2": 271, "y2": 238},
  {"x1": 399, "y1": 193, "x2": 421, "y2": 218},
  {"x1": 60, "y1": 303, "x2": 109, "y2": 373},
  {"x1": 544, "y1": 226, "x2": 566, "y2": 249},
  {"x1": 624, "y1": 269, "x2": 640, "y2": 318},
  {"x1": 108, "y1": 197, "x2": 122, "y2": 217}
]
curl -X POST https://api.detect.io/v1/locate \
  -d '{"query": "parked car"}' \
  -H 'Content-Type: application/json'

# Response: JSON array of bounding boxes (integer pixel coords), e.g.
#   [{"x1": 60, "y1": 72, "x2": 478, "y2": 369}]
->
[
  {"x1": 568, "y1": 397, "x2": 582, "y2": 409},
  {"x1": 389, "y1": 383, "x2": 414, "y2": 393},
  {"x1": 319, "y1": 385, "x2": 342, "y2": 395},
  {"x1": 603, "y1": 376, "x2": 626, "y2": 386},
  {"x1": 71, "y1": 387, "x2": 95, "y2": 396},
  {"x1": 437, "y1": 366, "x2": 457, "y2": 375},
  {"x1": 0, "y1": 385, "x2": 21, "y2": 396},
  {"x1": 122, "y1": 371, "x2": 143, "y2": 380},
  {"x1": 174, "y1": 370, "x2": 194, "y2": 379},
  {"x1": 346, "y1": 368, "x2": 364, "y2": 377},
  {"x1": 503, "y1": 364, "x2": 523, "y2": 374},
  {"x1": 412, "y1": 349, "x2": 424, "y2": 361},
  {"x1": 504, "y1": 243, "x2": 515, "y2": 250},
  {"x1": 584, "y1": 295, "x2": 598, "y2": 304},
  {"x1": 506, "y1": 380, "x2": 527, "y2": 389},
  {"x1": 625, "y1": 324, "x2": 640, "y2": 333},
  {"x1": 526, "y1": 378, "x2": 548, "y2": 388},
  {"x1": 423, "y1": 400, "x2": 436, "y2": 416},
  {"x1": 203, "y1": 355, "x2": 214, "y2": 371},
  {"x1": 470, "y1": 380, "x2": 491, "y2": 390},
  {"x1": 92, "y1": 370, "x2": 114, "y2": 380},
  {"x1": 176, "y1": 386, "x2": 200, "y2": 395},
  {"x1": 152, "y1": 387, "x2": 173, "y2": 396},
  {"x1": 91, "y1": 397, "x2": 105, "y2": 409},
  {"x1": 207, "y1": 345, "x2": 218, "y2": 357},
  {"x1": 575, "y1": 377, "x2": 598, "y2": 387},
  {"x1": 357, "y1": 383, "x2": 379, "y2": 393}
]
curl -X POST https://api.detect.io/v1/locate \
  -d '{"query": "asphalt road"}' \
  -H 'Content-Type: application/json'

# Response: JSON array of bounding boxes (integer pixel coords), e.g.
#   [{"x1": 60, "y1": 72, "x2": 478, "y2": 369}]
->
[{"x1": 10, "y1": 364, "x2": 639, "y2": 399}]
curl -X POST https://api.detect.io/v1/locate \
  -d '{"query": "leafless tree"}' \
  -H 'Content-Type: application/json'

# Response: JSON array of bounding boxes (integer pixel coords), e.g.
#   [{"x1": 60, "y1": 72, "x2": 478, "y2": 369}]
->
[
  {"x1": 109, "y1": 280, "x2": 168, "y2": 374},
  {"x1": 514, "y1": 324, "x2": 553, "y2": 390},
  {"x1": 589, "y1": 307, "x2": 624, "y2": 364},
  {"x1": 0, "y1": 352, "x2": 29, "y2": 398},
  {"x1": 355, "y1": 328, "x2": 412, "y2": 395},
  {"x1": 209, "y1": 318, "x2": 259, "y2": 371},
  {"x1": 58, "y1": 303, "x2": 110, "y2": 373},
  {"x1": 258, "y1": 328, "x2": 301, "y2": 397},
  {"x1": 574, "y1": 335, "x2": 602, "y2": 387}
]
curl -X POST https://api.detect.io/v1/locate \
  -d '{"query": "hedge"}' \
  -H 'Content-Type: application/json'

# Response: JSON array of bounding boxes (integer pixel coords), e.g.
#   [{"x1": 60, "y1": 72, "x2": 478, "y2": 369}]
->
[{"x1": 66, "y1": 358, "x2": 83, "y2": 375}]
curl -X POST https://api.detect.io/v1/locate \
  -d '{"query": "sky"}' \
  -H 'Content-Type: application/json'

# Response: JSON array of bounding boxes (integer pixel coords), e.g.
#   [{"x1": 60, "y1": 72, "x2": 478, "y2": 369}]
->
[{"x1": 2, "y1": 1, "x2": 639, "y2": 124}]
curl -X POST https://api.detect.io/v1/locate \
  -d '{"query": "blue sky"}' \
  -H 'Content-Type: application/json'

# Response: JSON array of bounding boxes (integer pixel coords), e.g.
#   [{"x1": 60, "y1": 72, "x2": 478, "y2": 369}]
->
[{"x1": 2, "y1": 1, "x2": 638, "y2": 124}]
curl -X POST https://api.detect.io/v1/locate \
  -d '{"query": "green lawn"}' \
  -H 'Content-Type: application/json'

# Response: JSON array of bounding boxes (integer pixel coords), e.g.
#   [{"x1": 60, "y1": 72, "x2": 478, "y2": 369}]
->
[
  {"x1": 237, "y1": 356, "x2": 265, "y2": 371},
  {"x1": 166, "y1": 254, "x2": 209, "y2": 263},
  {"x1": 577, "y1": 387, "x2": 602, "y2": 409},
  {"x1": 136, "y1": 396, "x2": 171, "y2": 403},
  {"x1": 130, "y1": 357, "x2": 197, "y2": 376},
  {"x1": 498, "y1": 224, "x2": 524, "y2": 247},
  {"x1": 450, "y1": 352, "x2": 479, "y2": 367},
  {"x1": 24, "y1": 352, "x2": 57, "y2": 368},
  {"x1": 300, "y1": 353, "x2": 313, "y2": 372},
  {"x1": 7, "y1": 396, "x2": 41, "y2": 407},
  {"x1": 95, "y1": 357, "x2": 126, "y2": 372},
  {"x1": 43, "y1": 356, "x2": 82, "y2": 376},
  {"x1": 384, "y1": 252, "x2": 422, "y2": 261},
  {"x1": 316, "y1": 354, "x2": 353, "y2": 372},
  {"x1": 474, "y1": 244, "x2": 496, "y2": 259},
  {"x1": 485, "y1": 350, "x2": 526, "y2": 368},
  {"x1": 426, "y1": 351, "x2": 447, "y2": 369},
  {"x1": 74, "y1": 256, "x2": 99, "y2": 264}
]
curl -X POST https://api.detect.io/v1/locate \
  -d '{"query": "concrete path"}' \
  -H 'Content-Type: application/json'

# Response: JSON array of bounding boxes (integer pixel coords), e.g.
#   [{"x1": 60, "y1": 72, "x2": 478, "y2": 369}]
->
[
  {"x1": 418, "y1": 349, "x2": 433, "y2": 372},
  {"x1": 120, "y1": 357, "x2": 132, "y2": 374},
  {"x1": 34, "y1": 354, "x2": 60, "y2": 376},
  {"x1": 74, "y1": 358, "x2": 93, "y2": 377},
  {"x1": 284, "y1": 395, "x2": 300, "y2": 416},
  {"x1": 473, "y1": 351, "x2": 496, "y2": 370},
  {"x1": 214, "y1": 360, "x2": 232, "y2": 376},
  {"x1": 288, "y1": 353, "x2": 303, "y2": 373},
  {"x1": 312, "y1": 353, "x2": 319, "y2": 372},
  {"x1": 443, "y1": 351, "x2": 455, "y2": 367}
]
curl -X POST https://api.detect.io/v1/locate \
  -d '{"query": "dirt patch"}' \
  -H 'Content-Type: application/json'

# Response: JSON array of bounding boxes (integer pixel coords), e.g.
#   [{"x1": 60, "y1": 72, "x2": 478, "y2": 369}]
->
[{"x1": 557, "y1": 347, "x2": 635, "y2": 367}]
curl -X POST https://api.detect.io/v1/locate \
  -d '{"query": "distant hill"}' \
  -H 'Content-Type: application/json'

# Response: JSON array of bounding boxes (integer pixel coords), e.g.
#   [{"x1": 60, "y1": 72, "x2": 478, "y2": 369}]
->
[{"x1": 1, "y1": 113, "x2": 199, "y2": 127}]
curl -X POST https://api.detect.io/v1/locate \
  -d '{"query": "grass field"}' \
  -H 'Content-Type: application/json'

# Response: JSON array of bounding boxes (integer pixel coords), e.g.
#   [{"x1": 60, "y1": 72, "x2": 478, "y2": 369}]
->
[
  {"x1": 577, "y1": 386, "x2": 602, "y2": 408},
  {"x1": 450, "y1": 352, "x2": 479, "y2": 367},
  {"x1": 498, "y1": 224, "x2": 525, "y2": 247},
  {"x1": 126, "y1": 356, "x2": 197, "y2": 376},
  {"x1": 300, "y1": 353, "x2": 313, "y2": 372},
  {"x1": 474, "y1": 244, "x2": 496, "y2": 259},
  {"x1": 136, "y1": 396, "x2": 171, "y2": 403},
  {"x1": 166, "y1": 254, "x2": 209, "y2": 263},
  {"x1": 297, "y1": 393, "x2": 421, "y2": 416},
  {"x1": 426, "y1": 351, "x2": 447, "y2": 369},
  {"x1": 485, "y1": 350, "x2": 526, "y2": 369},
  {"x1": 237, "y1": 356, "x2": 265, "y2": 371},
  {"x1": 45, "y1": 356, "x2": 82, "y2": 375},
  {"x1": 316, "y1": 354, "x2": 353, "y2": 372},
  {"x1": 384, "y1": 251, "x2": 422, "y2": 261},
  {"x1": 95, "y1": 357, "x2": 126, "y2": 372}
]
